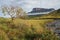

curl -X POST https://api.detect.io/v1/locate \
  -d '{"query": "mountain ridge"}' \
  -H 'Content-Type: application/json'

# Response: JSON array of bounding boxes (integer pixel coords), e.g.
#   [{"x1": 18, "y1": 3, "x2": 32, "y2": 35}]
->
[
  {"x1": 40, "y1": 9, "x2": 60, "y2": 18},
  {"x1": 29, "y1": 8, "x2": 55, "y2": 13}
]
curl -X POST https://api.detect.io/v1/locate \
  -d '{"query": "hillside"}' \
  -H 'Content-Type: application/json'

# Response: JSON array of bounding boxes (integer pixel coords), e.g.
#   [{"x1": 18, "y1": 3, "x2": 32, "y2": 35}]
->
[
  {"x1": 28, "y1": 9, "x2": 60, "y2": 20},
  {"x1": 40, "y1": 9, "x2": 60, "y2": 18}
]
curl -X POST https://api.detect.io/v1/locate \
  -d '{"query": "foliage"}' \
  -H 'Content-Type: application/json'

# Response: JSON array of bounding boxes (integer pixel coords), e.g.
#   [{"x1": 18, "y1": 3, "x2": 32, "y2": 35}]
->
[
  {"x1": 0, "y1": 18, "x2": 59, "y2": 40},
  {"x1": 0, "y1": 8, "x2": 60, "y2": 40}
]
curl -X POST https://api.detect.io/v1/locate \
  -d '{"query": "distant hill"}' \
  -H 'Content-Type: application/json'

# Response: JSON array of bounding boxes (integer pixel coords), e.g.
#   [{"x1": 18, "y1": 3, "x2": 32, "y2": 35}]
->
[
  {"x1": 29, "y1": 8, "x2": 55, "y2": 13},
  {"x1": 40, "y1": 9, "x2": 60, "y2": 18},
  {"x1": 27, "y1": 9, "x2": 60, "y2": 19}
]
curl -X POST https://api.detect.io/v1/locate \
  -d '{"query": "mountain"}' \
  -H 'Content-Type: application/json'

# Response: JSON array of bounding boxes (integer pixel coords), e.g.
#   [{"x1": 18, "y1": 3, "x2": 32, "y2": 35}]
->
[
  {"x1": 27, "y1": 9, "x2": 60, "y2": 20},
  {"x1": 29, "y1": 8, "x2": 55, "y2": 13},
  {"x1": 40, "y1": 9, "x2": 60, "y2": 18}
]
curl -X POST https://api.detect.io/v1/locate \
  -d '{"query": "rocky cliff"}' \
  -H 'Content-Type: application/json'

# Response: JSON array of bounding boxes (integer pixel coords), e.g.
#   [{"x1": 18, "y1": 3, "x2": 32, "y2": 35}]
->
[{"x1": 29, "y1": 8, "x2": 55, "y2": 13}]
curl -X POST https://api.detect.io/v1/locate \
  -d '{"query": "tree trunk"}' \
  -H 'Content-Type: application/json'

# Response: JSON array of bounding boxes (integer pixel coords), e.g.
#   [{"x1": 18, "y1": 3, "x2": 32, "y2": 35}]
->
[{"x1": 11, "y1": 17, "x2": 14, "y2": 22}]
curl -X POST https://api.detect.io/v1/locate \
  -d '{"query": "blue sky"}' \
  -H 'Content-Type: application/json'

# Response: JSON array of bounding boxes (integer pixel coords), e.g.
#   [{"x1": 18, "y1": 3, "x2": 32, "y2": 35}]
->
[{"x1": 0, "y1": 0, "x2": 60, "y2": 12}]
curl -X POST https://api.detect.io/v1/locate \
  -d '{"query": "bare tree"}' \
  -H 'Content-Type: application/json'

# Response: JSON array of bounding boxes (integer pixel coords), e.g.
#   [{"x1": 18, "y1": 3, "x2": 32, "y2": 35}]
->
[{"x1": 1, "y1": 5, "x2": 26, "y2": 21}]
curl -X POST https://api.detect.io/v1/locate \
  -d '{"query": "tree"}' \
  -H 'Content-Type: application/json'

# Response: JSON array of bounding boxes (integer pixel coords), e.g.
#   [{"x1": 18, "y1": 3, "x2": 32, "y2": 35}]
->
[{"x1": 1, "y1": 5, "x2": 26, "y2": 21}]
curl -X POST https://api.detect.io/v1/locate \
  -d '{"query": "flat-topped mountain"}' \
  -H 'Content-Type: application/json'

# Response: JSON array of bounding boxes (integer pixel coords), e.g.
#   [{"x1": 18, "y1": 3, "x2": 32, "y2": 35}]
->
[
  {"x1": 29, "y1": 8, "x2": 55, "y2": 13},
  {"x1": 27, "y1": 9, "x2": 60, "y2": 19}
]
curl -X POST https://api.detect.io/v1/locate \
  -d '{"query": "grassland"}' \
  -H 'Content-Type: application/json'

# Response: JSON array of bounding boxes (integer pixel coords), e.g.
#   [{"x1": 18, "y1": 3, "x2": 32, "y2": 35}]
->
[
  {"x1": 0, "y1": 9, "x2": 60, "y2": 40},
  {"x1": 0, "y1": 17, "x2": 59, "y2": 40}
]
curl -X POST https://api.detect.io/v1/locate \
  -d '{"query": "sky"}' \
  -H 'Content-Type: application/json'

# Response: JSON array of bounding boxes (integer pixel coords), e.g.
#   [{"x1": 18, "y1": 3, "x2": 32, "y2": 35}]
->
[{"x1": 0, "y1": 0, "x2": 60, "y2": 12}]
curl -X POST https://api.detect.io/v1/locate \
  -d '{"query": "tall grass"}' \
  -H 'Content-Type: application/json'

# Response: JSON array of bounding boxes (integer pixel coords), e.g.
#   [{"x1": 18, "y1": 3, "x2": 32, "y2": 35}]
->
[{"x1": 0, "y1": 18, "x2": 59, "y2": 40}]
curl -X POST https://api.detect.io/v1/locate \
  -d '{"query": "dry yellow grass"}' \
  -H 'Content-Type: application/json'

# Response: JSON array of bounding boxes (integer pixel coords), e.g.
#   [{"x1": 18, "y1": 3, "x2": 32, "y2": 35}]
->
[
  {"x1": 13, "y1": 19, "x2": 54, "y2": 33},
  {"x1": 0, "y1": 29, "x2": 9, "y2": 40},
  {"x1": 14, "y1": 19, "x2": 53, "y2": 25}
]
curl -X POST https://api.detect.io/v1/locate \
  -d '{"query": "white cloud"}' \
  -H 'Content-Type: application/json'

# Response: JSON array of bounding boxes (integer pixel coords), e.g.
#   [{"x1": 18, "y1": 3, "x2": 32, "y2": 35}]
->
[
  {"x1": 40, "y1": 0, "x2": 60, "y2": 8},
  {"x1": 0, "y1": 0, "x2": 60, "y2": 12},
  {"x1": 16, "y1": 0, "x2": 41, "y2": 12},
  {"x1": 17, "y1": 0, "x2": 60, "y2": 12}
]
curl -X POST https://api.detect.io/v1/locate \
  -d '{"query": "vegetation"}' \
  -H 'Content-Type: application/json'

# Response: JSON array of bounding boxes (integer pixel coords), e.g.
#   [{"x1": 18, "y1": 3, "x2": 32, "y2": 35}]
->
[
  {"x1": 0, "y1": 18, "x2": 59, "y2": 40},
  {"x1": 1, "y1": 5, "x2": 27, "y2": 21},
  {"x1": 0, "y1": 6, "x2": 60, "y2": 40}
]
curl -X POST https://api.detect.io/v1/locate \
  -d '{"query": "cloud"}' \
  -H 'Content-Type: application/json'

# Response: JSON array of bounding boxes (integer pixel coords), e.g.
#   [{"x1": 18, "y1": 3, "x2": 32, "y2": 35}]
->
[
  {"x1": 17, "y1": 0, "x2": 41, "y2": 12},
  {"x1": 17, "y1": 0, "x2": 60, "y2": 12},
  {"x1": 0, "y1": 0, "x2": 60, "y2": 12},
  {"x1": 40, "y1": 0, "x2": 60, "y2": 8}
]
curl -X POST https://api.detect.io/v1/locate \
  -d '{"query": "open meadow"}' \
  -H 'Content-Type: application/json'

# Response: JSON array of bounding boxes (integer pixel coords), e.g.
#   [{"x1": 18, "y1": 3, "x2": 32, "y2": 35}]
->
[{"x1": 0, "y1": 17, "x2": 59, "y2": 40}]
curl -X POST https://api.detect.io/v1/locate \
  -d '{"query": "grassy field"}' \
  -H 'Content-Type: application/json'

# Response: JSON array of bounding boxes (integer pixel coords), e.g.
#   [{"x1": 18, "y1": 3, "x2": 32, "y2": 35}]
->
[
  {"x1": 0, "y1": 18, "x2": 59, "y2": 40},
  {"x1": 0, "y1": 5, "x2": 60, "y2": 40}
]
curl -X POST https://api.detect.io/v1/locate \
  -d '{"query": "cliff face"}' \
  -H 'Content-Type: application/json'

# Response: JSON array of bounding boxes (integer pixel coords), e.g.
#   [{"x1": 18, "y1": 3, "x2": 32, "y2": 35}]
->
[{"x1": 29, "y1": 8, "x2": 55, "y2": 13}]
